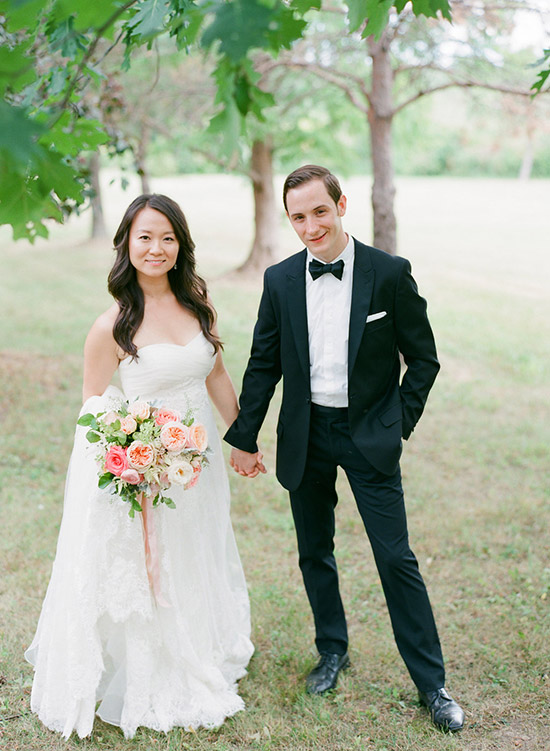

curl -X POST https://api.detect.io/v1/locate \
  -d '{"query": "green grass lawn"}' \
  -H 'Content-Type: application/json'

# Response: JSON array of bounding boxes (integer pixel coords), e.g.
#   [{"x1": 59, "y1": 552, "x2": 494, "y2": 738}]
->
[{"x1": 1, "y1": 175, "x2": 549, "y2": 750}]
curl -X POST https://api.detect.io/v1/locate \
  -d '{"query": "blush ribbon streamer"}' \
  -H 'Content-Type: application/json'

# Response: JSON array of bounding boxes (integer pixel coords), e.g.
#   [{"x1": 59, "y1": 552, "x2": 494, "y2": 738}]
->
[{"x1": 139, "y1": 493, "x2": 169, "y2": 607}]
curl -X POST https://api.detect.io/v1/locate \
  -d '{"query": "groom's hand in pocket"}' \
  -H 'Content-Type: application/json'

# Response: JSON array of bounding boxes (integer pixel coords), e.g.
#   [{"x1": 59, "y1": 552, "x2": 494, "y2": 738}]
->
[{"x1": 230, "y1": 448, "x2": 267, "y2": 478}]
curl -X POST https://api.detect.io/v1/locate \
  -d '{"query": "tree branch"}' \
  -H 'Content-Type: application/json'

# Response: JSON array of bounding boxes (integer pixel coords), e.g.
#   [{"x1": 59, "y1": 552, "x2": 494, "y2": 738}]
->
[
  {"x1": 265, "y1": 57, "x2": 370, "y2": 111},
  {"x1": 288, "y1": 62, "x2": 370, "y2": 112},
  {"x1": 53, "y1": 0, "x2": 139, "y2": 121},
  {"x1": 451, "y1": 0, "x2": 547, "y2": 13},
  {"x1": 394, "y1": 79, "x2": 544, "y2": 115},
  {"x1": 190, "y1": 146, "x2": 245, "y2": 175}
]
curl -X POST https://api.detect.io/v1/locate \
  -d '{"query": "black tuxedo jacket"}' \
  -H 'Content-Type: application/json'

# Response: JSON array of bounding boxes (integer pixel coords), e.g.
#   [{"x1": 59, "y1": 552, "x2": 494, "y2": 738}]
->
[{"x1": 224, "y1": 239, "x2": 440, "y2": 491}]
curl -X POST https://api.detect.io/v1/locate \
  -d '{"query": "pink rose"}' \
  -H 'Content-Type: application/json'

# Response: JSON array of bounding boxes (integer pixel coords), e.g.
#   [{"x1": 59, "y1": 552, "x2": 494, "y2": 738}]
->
[
  {"x1": 105, "y1": 445, "x2": 129, "y2": 477},
  {"x1": 188, "y1": 423, "x2": 208, "y2": 452},
  {"x1": 160, "y1": 422, "x2": 189, "y2": 452},
  {"x1": 120, "y1": 415, "x2": 137, "y2": 435},
  {"x1": 120, "y1": 468, "x2": 142, "y2": 485},
  {"x1": 186, "y1": 463, "x2": 202, "y2": 489},
  {"x1": 155, "y1": 407, "x2": 182, "y2": 426},
  {"x1": 129, "y1": 400, "x2": 150, "y2": 420},
  {"x1": 127, "y1": 440, "x2": 155, "y2": 470}
]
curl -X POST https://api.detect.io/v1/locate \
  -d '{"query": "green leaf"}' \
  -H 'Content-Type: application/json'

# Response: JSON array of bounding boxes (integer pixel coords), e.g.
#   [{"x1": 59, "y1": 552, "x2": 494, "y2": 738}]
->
[
  {"x1": 98, "y1": 472, "x2": 114, "y2": 488},
  {"x1": 531, "y1": 67, "x2": 550, "y2": 95},
  {"x1": 77, "y1": 413, "x2": 95, "y2": 426},
  {"x1": 265, "y1": 9, "x2": 306, "y2": 53},
  {"x1": 168, "y1": 3, "x2": 203, "y2": 50},
  {"x1": 531, "y1": 50, "x2": 550, "y2": 96},
  {"x1": 289, "y1": 0, "x2": 321, "y2": 14},
  {"x1": 45, "y1": 16, "x2": 87, "y2": 59},
  {"x1": 86, "y1": 429, "x2": 102, "y2": 443},
  {"x1": 0, "y1": 101, "x2": 45, "y2": 163},
  {"x1": 0, "y1": 38, "x2": 36, "y2": 96},
  {"x1": 127, "y1": 0, "x2": 171, "y2": 39},
  {"x1": 29, "y1": 143, "x2": 84, "y2": 202},
  {"x1": 163, "y1": 496, "x2": 176, "y2": 509},
  {"x1": 234, "y1": 74, "x2": 251, "y2": 117},
  {"x1": 132, "y1": 496, "x2": 143, "y2": 514},
  {"x1": 0, "y1": 0, "x2": 48, "y2": 32},
  {"x1": 207, "y1": 100, "x2": 242, "y2": 151},
  {"x1": 70, "y1": 0, "x2": 131, "y2": 32},
  {"x1": 202, "y1": 0, "x2": 270, "y2": 61},
  {"x1": 347, "y1": 0, "x2": 452, "y2": 37},
  {"x1": 0, "y1": 148, "x2": 67, "y2": 241},
  {"x1": 348, "y1": 0, "x2": 393, "y2": 37}
]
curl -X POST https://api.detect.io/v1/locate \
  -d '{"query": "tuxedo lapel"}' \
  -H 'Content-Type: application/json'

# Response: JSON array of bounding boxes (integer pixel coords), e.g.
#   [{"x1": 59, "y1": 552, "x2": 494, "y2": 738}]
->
[
  {"x1": 348, "y1": 242, "x2": 375, "y2": 378},
  {"x1": 285, "y1": 251, "x2": 310, "y2": 383}
]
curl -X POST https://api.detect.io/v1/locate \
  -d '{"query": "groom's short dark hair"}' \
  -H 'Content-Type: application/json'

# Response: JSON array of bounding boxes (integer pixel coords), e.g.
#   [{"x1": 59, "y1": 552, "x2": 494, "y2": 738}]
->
[{"x1": 283, "y1": 165, "x2": 342, "y2": 211}]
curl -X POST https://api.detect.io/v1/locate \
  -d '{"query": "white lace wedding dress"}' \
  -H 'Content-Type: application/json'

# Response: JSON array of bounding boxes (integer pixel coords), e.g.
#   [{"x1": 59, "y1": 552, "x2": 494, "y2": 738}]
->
[{"x1": 25, "y1": 334, "x2": 254, "y2": 739}]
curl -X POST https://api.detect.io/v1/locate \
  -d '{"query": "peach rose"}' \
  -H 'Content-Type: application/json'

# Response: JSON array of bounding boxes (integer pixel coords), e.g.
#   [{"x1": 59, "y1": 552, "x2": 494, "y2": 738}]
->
[
  {"x1": 129, "y1": 400, "x2": 150, "y2": 420},
  {"x1": 101, "y1": 410, "x2": 119, "y2": 425},
  {"x1": 160, "y1": 422, "x2": 189, "y2": 452},
  {"x1": 155, "y1": 407, "x2": 182, "y2": 426},
  {"x1": 127, "y1": 440, "x2": 155, "y2": 470},
  {"x1": 120, "y1": 468, "x2": 142, "y2": 485},
  {"x1": 167, "y1": 459, "x2": 193, "y2": 486},
  {"x1": 188, "y1": 423, "x2": 208, "y2": 452},
  {"x1": 120, "y1": 415, "x2": 137, "y2": 435},
  {"x1": 104, "y1": 445, "x2": 129, "y2": 477}
]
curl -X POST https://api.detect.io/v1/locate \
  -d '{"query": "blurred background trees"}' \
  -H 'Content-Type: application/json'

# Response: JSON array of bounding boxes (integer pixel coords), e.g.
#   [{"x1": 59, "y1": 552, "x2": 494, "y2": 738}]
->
[{"x1": 1, "y1": 0, "x2": 548, "y2": 264}]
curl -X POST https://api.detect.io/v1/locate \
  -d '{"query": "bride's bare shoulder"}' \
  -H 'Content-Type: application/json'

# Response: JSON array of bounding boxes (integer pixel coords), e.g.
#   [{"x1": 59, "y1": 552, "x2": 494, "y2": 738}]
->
[
  {"x1": 85, "y1": 305, "x2": 121, "y2": 355},
  {"x1": 88, "y1": 304, "x2": 118, "y2": 336}
]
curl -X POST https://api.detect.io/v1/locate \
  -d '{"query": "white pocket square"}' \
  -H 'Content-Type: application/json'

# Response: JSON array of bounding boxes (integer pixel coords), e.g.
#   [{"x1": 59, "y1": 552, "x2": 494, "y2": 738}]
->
[{"x1": 366, "y1": 311, "x2": 387, "y2": 323}]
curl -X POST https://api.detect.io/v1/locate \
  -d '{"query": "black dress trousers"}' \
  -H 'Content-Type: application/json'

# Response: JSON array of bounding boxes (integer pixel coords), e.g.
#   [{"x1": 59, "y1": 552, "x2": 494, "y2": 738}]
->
[{"x1": 289, "y1": 404, "x2": 445, "y2": 692}]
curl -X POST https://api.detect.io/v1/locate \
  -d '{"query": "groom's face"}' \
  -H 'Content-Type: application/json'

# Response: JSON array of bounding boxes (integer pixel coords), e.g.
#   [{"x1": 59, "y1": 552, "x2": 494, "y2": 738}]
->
[{"x1": 286, "y1": 179, "x2": 347, "y2": 263}]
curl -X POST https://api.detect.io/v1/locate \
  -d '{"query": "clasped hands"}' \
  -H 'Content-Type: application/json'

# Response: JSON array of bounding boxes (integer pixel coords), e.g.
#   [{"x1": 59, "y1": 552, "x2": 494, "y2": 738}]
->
[{"x1": 230, "y1": 447, "x2": 267, "y2": 478}]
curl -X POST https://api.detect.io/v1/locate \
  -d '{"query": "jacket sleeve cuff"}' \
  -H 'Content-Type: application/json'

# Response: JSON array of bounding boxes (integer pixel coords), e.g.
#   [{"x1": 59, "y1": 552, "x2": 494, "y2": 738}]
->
[{"x1": 223, "y1": 424, "x2": 259, "y2": 454}]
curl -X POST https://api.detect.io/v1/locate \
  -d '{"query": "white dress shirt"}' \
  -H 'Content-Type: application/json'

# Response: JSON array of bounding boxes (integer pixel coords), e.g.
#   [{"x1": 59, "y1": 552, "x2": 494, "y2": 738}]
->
[{"x1": 306, "y1": 235, "x2": 354, "y2": 407}]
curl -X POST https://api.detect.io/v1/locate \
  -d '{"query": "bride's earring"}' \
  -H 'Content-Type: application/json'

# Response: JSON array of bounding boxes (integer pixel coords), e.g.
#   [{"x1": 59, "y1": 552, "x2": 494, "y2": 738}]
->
[{"x1": 173, "y1": 263, "x2": 178, "y2": 270}]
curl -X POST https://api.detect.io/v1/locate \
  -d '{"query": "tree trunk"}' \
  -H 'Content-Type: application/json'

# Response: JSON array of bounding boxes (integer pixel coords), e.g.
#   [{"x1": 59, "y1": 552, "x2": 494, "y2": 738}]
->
[
  {"x1": 519, "y1": 140, "x2": 533, "y2": 180},
  {"x1": 519, "y1": 115, "x2": 535, "y2": 180},
  {"x1": 367, "y1": 37, "x2": 396, "y2": 255},
  {"x1": 238, "y1": 138, "x2": 279, "y2": 274},
  {"x1": 136, "y1": 125, "x2": 151, "y2": 194},
  {"x1": 89, "y1": 151, "x2": 107, "y2": 239}
]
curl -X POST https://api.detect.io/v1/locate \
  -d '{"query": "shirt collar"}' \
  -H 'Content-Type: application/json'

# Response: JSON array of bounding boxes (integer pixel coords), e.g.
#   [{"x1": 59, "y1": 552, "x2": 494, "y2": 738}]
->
[{"x1": 307, "y1": 234, "x2": 354, "y2": 266}]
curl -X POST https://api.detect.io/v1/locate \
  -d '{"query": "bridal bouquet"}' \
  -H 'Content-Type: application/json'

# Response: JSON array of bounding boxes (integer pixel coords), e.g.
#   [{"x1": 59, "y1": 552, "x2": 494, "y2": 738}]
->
[{"x1": 77, "y1": 399, "x2": 209, "y2": 517}]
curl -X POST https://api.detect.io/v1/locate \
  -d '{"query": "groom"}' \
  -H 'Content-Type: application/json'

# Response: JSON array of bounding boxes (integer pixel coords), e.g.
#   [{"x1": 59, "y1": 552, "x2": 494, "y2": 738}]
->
[{"x1": 225, "y1": 165, "x2": 464, "y2": 732}]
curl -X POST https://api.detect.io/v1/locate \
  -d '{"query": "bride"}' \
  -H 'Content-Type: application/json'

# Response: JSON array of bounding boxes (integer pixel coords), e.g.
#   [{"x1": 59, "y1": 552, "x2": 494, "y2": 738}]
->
[{"x1": 25, "y1": 194, "x2": 255, "y2": 739}]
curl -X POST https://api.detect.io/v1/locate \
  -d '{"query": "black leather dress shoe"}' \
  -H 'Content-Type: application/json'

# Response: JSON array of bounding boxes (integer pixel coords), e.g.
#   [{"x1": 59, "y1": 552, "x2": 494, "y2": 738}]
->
[
  {"x1": 418, "y1": 687, "x2": 464, "y2": 732},
  {"x1": 306, "y1": 652, "x2": 350, "y2": 695}
]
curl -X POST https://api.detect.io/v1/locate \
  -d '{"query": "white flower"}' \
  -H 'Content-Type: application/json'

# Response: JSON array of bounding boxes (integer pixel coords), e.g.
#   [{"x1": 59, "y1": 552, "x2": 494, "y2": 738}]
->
[{"x1": 167, "y1": 459, "x2": 194, "y2": 486}]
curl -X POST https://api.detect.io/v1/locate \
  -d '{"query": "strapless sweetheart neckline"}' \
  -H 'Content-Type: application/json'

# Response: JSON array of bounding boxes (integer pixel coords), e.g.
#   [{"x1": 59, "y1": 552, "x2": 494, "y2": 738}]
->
[{"x1": 120, "y1": 332, "x2": 204, "y2": 362}]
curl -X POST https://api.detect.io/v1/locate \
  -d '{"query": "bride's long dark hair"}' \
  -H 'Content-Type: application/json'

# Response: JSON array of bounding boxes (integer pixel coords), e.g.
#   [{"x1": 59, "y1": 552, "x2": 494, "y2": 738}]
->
[{"x1": 108, "y1": 194, "x2": 222, "y2": 359}]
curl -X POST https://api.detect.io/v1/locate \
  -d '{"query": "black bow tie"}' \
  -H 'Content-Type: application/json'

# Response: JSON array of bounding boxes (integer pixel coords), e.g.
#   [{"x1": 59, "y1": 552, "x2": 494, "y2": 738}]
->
[{"x1": 309, "y1": 258, "x2": 345, "y2": 281}]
